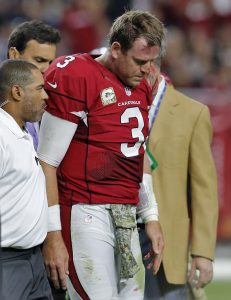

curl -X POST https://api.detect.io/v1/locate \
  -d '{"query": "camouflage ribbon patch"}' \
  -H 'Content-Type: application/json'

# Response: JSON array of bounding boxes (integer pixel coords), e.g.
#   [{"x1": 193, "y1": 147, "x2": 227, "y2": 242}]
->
[{"x1": 110, "y1": 204, "x2": 140, "y2": 280}]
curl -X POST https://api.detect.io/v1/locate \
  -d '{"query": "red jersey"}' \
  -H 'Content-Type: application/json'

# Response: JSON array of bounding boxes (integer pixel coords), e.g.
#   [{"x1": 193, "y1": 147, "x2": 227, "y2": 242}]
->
[{"x1": 44, "y1": 54, "x2": 152, "y2": 205}]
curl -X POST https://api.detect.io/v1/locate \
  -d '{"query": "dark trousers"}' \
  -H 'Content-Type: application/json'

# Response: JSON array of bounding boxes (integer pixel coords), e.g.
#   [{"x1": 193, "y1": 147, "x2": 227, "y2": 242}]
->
[
  {"x1": 50, "y1": 281, "x2": 67, "y2": 300},
  {"x1": 139, "y1": 227, "x2": 187, "y2": 300},
  {"x1": 0, "y1": 245, "x2": 53, "y2": 300}
]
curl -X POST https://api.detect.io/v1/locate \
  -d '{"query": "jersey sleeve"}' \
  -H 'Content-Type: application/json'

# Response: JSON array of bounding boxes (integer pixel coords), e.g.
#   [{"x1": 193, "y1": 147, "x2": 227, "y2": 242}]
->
[
  {"x1": 44, "y1": 55, "x2": 87, "y2": 124},
  {"x1": 38, "y1": 112, "x2": 78, "y2": 167}
]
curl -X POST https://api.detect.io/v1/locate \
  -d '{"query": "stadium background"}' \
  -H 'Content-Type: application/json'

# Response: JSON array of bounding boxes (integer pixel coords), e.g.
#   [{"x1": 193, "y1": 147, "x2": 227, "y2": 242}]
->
[{"x1": 0, "y1": 0, "x2": 230, "y2": 299}]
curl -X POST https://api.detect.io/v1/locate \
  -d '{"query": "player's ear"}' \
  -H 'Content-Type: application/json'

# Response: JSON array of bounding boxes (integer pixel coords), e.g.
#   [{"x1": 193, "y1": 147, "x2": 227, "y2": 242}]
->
[
  {"x1": 8, "y1": 47, "x2": 21, "y2": 59},
  {"x1": 111, "y1": 42, "x2": 122, "y2": 59}
]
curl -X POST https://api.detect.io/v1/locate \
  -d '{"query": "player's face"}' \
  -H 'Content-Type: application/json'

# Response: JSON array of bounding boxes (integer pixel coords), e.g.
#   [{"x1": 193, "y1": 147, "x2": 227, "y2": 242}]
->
[
  {"x1": 112, "y1": 37, "x2": 160, "y2": 88},
  {"x1": 21, "y1": 69, "x2": 48, "y2": 122},
  {"x1": 12, "y1": 40, "x2": 56, "y2": 74}
]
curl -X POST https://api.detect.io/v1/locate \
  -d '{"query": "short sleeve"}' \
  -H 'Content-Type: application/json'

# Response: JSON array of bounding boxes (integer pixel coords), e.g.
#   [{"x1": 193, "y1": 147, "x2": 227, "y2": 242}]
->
[{"x1": 44, "y1": 55, "x2": 87, "y2": 124}]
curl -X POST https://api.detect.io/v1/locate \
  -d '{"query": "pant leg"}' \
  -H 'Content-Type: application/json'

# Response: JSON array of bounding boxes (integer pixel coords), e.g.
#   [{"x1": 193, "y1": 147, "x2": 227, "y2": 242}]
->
[
  {"x1": 1, "y1": 249, "x2": 33, "y2": 300},
  {"x1": 28, "y1": 247, "x2": 53, "y2": 300},
  {"x1": 118, "y1": 227, "x2": 145, "y2": 300},
  {"x1": 67, "y1": 277, "x2": 84, "y2": 300},
  {"x1": 49, "y1": 281, "x2": 67, "y2": 300},
  {"x1": 1, "y1": 246, "x2": 53, "y2": 300},
  {"x1": 70, "y1": 204, "x2": 119, "y2": 300},
  {"x1": 139, "y1": 227, "x2": 187, "y2": 300}
]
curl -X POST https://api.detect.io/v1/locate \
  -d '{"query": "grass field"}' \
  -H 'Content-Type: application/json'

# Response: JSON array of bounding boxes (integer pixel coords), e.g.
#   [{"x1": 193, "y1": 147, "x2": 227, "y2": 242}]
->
[
  {"x1": 205, "y1": 281, "x2": 231, "y2": 300},
  {"x1": 63, "y1": 280, "x2": 230, "y2": 300}
]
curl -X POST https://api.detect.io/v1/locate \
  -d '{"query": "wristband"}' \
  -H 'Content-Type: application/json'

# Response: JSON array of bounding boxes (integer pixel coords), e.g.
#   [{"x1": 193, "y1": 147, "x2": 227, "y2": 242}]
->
[
  {"x1": 140, "y1": 210, "x2": 158, "y2": 223},
  {"x1": 48, "y1": 204, "x2": 62, "y2": 232},
  {"x1": 137, "y1": 173, "x2": 159, "y2": 223}
]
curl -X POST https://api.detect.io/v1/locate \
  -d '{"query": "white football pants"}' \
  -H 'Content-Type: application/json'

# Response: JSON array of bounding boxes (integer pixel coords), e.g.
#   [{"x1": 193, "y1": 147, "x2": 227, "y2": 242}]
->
[{"x1": 67, "y1": 204, "x2": 145, "y2": 300}]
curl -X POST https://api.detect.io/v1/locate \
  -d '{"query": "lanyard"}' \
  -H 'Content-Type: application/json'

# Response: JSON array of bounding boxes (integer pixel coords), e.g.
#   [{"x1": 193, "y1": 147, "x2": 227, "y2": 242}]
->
[
  {"x1": 146, "y1": 78, "x2": 167, "y2": 170},
  {"x1": 149, "y1": 79, "x2": 167, "y2": 131}
]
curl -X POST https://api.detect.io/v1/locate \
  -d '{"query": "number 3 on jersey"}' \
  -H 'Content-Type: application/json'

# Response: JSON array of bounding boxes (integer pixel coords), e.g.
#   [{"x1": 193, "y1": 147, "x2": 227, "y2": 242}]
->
[
  {"x1": 121, "y1": 107, "x2": 145, "y2": 157},
  {"x1": 57, "y1": 55, "x2": 76, "y2": 68}
]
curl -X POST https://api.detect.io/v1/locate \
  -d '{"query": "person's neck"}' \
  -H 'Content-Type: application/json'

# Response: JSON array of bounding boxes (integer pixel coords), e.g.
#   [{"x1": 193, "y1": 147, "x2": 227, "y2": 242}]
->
[
  {"x1": 157, "y1": 74, "x2": 162, "y2": 84},
  {"x1": 2, "y1": 105, "x2": 24, "y2": 129},
  {"x1": 95, "y1": 51, "x2": 113, "y2": 72}
]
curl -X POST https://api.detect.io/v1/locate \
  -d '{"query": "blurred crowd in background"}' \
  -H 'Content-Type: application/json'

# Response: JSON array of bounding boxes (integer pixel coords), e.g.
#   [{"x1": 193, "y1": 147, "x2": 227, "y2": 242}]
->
[
  {"x1": 0, "y1": 0, "x2": 231, "y2": 241},
  {"x1": 1, "y1": 0, "x2": 231, "y2": 90}
]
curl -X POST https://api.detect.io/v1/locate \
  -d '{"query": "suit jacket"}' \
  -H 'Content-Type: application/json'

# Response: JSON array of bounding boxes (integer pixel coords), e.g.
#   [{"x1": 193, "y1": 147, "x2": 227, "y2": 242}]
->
[{"x1": 148, "y1": 84, "x2": 218, "y2": 284}]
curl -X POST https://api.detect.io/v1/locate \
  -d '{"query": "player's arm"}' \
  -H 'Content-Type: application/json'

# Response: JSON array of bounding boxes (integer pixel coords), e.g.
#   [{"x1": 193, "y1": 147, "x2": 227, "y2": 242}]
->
[
  {"x1": 38, "y1": 111, "x2": 78, "y2": 290},
  {"x1": 137, "y1": 153, "x2": 164, "y2": 274}
]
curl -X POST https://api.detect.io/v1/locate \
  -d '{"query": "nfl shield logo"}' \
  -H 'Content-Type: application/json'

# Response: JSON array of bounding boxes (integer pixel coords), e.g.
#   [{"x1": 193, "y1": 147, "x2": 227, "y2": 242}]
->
[{"x1": 125, "y1": 87, "x2": 131, "y2": 96}]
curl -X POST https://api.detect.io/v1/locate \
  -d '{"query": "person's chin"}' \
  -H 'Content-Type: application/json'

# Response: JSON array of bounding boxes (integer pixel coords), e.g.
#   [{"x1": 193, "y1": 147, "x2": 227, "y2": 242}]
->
[
  {"x1": 35, "y1": 110, "x2": 45, "y2": 122},
  {"x1": 40, "y1": 105, "x2": 47, "y2": 115},
  {"x1": 130, "y1": 78, "x2": 143, "y2": 87}
]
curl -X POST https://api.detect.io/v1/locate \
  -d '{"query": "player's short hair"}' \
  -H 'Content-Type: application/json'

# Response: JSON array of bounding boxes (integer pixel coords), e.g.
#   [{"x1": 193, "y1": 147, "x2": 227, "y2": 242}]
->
[
  {"x1": 7, "y1": 20, "x2": 61, "y2": 58},
  {"x1": 108, "y1": 10, "x2": 166, "y2": 56},
  {"x1": 0, "y1": 59, "x2": 38, "y2": 104}
]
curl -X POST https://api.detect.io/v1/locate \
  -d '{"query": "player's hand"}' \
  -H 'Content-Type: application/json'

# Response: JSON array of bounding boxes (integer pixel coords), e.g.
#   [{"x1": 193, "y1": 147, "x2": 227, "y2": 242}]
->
[
  {"x1": 42, "y1": 231, "x2": 69, "y2": 290},
  {"x1": 143, "y1": 220, "x2": 164, "y2": 274},
  {"x1": 188, "y1": 256, "x2": 213, "y2": 288}
]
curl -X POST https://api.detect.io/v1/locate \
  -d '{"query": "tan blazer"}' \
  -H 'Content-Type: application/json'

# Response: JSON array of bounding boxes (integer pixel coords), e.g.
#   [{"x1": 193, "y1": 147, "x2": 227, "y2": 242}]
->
[{"x1": 148, "y1": 84, "x2": 218, "y2": 284}]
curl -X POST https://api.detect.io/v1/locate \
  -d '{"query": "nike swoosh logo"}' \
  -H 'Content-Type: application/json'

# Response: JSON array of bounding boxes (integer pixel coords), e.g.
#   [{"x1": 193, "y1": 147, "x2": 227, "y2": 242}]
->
[{"x1": 47, "y1": 82, "x2": 57, "y2": 89}]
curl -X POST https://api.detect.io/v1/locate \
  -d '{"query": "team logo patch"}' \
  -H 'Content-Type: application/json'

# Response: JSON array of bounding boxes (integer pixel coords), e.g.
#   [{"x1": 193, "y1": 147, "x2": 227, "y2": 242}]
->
[{"x1": 100, "y1": 87, "x2": 117, "y2": 106}]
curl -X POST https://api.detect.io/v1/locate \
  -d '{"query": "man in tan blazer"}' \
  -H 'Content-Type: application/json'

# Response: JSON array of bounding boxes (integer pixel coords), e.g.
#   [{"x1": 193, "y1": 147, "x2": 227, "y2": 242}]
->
[{"x1": 139, "y1": 65, "x2": 218, "y2": 299}]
